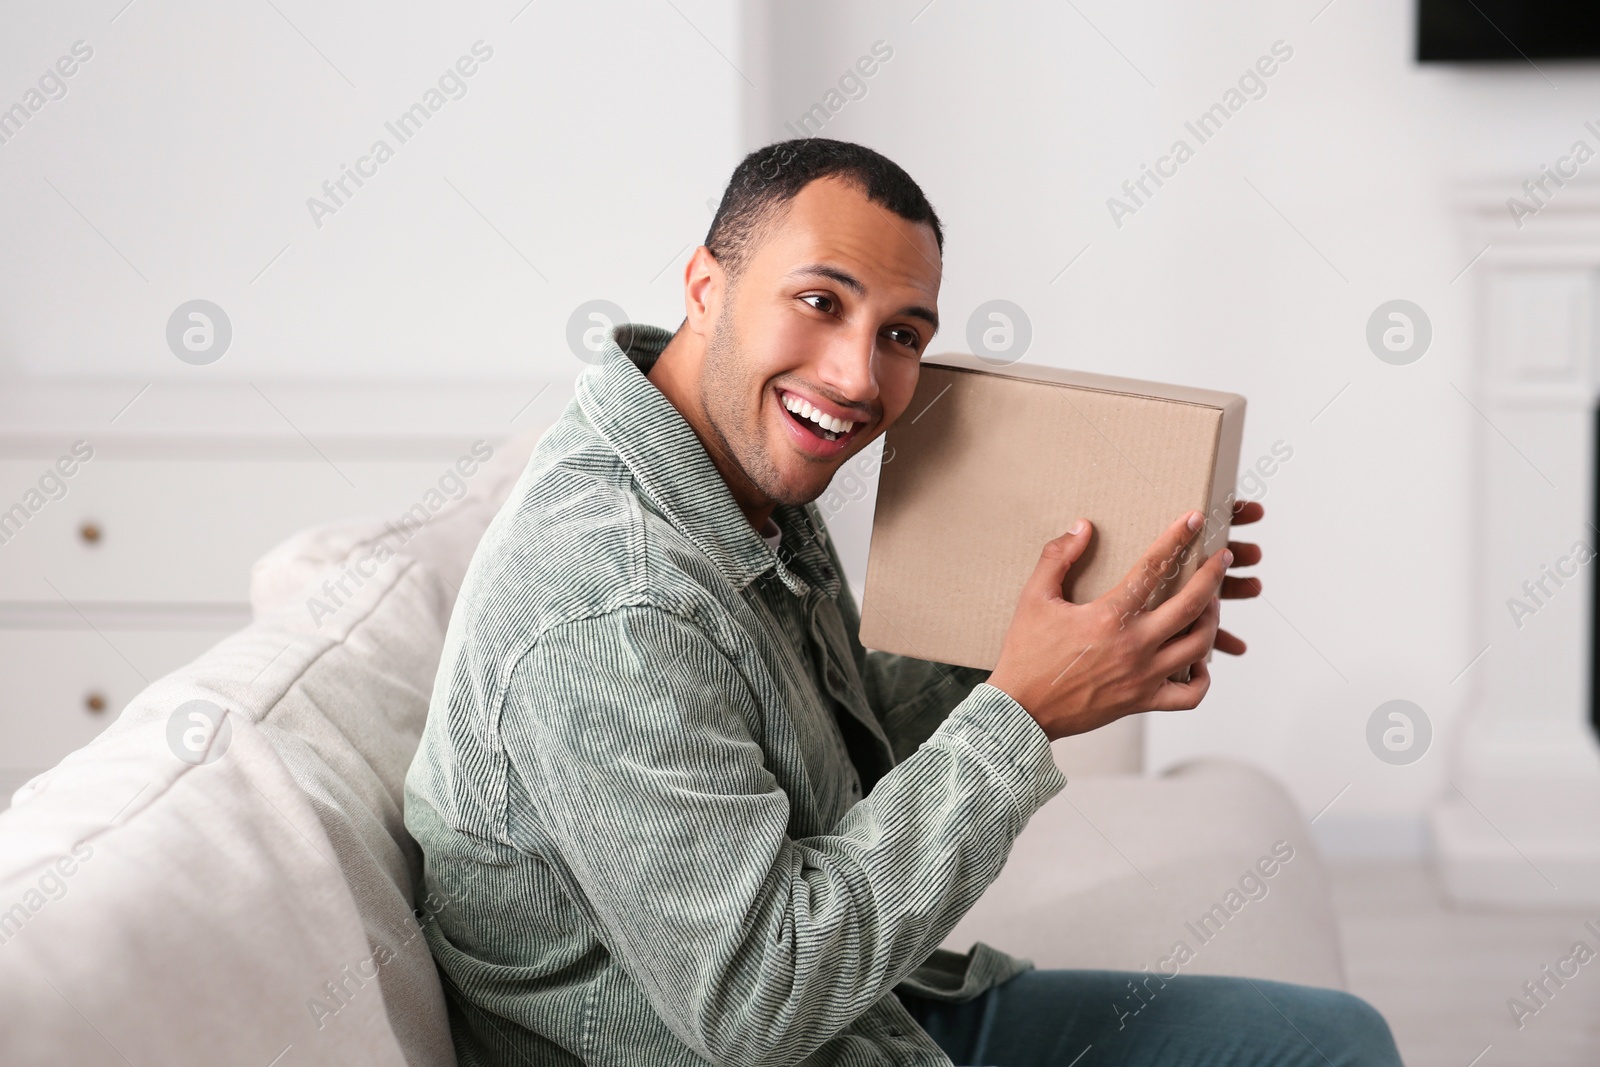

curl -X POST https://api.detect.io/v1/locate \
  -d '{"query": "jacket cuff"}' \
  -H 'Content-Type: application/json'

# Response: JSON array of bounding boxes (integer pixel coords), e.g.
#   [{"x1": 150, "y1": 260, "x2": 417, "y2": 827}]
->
[{"x1": 929, "y1": 682, "x2": 1066, "y2": 822}]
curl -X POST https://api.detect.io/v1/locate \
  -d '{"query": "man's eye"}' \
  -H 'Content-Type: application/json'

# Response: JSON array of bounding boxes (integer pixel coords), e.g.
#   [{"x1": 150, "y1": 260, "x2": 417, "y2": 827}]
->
[
  {"x1": 886, "y1": 327, "x2": 921, "y2": 350},
  {"x1": 801, "y1": 293, "x2": 836, "y2": 314}
]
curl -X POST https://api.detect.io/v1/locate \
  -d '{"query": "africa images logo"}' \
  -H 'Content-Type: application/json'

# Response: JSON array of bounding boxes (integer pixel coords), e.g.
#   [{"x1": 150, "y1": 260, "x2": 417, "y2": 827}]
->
[
  {"x1": 166, "y1": 300, "x2": 232, "y2": 365},
  {"x1": 1366, "y1": 699, "x2": 1430, "y2": 766},
  {"x1": 165, "y1": 699, "x2": 233, "y2": 766}
]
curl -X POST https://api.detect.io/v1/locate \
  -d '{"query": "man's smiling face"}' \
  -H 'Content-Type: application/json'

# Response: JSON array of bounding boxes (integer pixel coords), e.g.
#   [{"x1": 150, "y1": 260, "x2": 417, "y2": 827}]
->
[{"x1": 653, "y1": 175, "x2": 943, "y2": 521}]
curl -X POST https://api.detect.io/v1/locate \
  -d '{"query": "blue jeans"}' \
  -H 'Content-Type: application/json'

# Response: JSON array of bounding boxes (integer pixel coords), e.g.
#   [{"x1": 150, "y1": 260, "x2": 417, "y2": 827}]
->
[{"x1": 897, "y1": 969, "x2": 1402, "y2": 1066}]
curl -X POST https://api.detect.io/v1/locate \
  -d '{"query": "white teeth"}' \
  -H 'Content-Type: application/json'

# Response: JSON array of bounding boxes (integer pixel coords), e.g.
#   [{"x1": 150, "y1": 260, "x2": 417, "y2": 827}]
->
[{"x1": 783, "y1": 393, "x2": 854, "y2": 436}]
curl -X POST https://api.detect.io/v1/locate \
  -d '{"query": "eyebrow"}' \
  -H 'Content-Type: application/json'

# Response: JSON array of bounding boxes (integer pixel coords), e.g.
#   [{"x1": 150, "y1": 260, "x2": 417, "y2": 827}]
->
[{"x1": 785, "y1": 262, "x2": 940, "y2": 334}]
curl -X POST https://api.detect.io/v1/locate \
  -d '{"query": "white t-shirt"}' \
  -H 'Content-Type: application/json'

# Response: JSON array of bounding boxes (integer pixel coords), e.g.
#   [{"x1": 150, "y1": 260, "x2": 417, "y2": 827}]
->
[{"x1": 759, "y1": 516, "x2": 782, "y2": 552}]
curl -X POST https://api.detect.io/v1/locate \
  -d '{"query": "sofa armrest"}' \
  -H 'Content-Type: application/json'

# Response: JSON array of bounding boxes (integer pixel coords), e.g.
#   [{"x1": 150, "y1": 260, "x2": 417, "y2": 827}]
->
[{"x1": 941, "y1": 758, "x2": 1346, "y2": 991}]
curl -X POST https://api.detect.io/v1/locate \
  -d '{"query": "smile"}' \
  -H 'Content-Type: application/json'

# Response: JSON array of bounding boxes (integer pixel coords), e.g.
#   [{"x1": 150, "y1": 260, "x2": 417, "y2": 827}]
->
[{"x1": 780, "y1": 391, "x2": 857, "y2": 441}]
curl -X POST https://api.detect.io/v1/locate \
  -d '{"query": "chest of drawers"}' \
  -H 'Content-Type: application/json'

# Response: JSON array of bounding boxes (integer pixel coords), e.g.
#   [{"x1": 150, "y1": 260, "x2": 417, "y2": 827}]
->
[{"x1": 0, "y1": 378, "x2": 560, "y2": 799}]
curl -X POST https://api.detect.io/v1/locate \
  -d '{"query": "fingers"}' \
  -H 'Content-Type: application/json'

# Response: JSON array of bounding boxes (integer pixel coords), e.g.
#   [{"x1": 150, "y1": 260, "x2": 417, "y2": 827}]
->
[
  {"x1": 1225, "y1": 540, "x2": 1262, "y2": 567},
  {"x1": 1230, "y1": 500, "x2": 1264, "y2": 526},
  {"x1": 1154, "y1": 596, "x2": 1219, "y2": 676},
  {"x1": 1222, "y1": 538, "x2": 1261, "y2": 601},
  {"x1": 1101, "y1": 511, "x2": 1204, "y2": 619},
  {"x1": 1143, "y1": 545, "x2": 1230, "y2": 639},
  {"x1": 1148, "y1": 655, "x2": 1211, "y2": 711},
  {"x1": 1213, "y1": 627, "x2": 1247, "y2": 655},
  {"x1": 1221, "y1": 575, "x2": 1261, "y2": 599},
  {"x1": 1022, "y1": 520, "x2": 1094, "y2": 605}
]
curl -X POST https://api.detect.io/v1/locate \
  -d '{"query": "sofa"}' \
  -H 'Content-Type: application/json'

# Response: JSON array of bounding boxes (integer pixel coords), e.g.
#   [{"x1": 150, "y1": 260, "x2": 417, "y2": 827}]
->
[{"x1": 0, "y1": 422, "x2": 1344, "y2": 1065}]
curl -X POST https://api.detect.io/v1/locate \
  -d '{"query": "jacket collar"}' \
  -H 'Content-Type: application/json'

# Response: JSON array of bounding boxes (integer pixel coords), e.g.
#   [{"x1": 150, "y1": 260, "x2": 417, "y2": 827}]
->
[{"x1": 576, "y1": 323, "x2": 840, "y2": 600}]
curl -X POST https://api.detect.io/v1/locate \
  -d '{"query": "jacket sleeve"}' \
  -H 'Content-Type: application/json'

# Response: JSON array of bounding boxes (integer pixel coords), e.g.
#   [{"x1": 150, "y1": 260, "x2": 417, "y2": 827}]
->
[
  {"x1": 856, "y1": 650, "x2": 992, "y2": 766},
  {"x1": 499, "y1": 604, "x2": 1064, "y2": 1067}
]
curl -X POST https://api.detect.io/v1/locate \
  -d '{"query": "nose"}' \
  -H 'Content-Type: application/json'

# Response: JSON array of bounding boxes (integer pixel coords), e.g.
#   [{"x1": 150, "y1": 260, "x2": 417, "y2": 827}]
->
[{"x1": 813, "y1": 322, "x2": 880, "y2": 418}]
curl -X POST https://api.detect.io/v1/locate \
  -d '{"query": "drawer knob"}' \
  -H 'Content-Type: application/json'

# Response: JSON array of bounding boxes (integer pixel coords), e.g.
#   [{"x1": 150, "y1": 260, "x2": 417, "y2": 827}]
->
[
  {"x1": 78, "y1": 521, "x2": 102, "y2": 545},
  {"x1": 84, "y1": 691, "x2": 108, "y2": 714}
]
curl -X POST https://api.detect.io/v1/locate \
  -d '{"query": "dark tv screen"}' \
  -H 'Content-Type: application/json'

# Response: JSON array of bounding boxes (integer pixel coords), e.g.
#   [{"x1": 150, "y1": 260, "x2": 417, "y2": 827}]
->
[{"x1": 1419, "y1": 0, "x2": 1600, "y2": 61}]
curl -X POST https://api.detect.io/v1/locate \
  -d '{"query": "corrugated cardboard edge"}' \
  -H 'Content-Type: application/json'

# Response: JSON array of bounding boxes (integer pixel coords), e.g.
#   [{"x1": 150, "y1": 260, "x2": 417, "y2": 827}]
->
[
  {"x1": 923, "y1": 352, "x2": 1246, "y2": 413},
  {"x1": 1175, "y1": 390, "x2": 1247, "y2": 681}
]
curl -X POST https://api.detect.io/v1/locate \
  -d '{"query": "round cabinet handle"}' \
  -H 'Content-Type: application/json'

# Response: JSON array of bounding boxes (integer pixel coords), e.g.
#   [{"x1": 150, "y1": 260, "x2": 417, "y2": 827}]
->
[
  {"x1": 84, "y1": 691, "x2": 108, "y2": 714},
  {"x1": 78, "y1": 521, "x2": 103, "y2": 545}
]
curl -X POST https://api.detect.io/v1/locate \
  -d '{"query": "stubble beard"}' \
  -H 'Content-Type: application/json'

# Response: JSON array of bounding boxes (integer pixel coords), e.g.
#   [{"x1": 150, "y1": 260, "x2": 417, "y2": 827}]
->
[{"x1": 700, "y1": 303, "x2": 826, "y2": 510}]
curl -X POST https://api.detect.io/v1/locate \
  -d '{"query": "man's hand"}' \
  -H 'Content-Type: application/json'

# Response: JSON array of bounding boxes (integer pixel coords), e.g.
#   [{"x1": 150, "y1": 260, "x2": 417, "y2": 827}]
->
[
  {"x1": 1214, "y1": 499, "x2": 1264, "y2": 656},
  {"x1": 987, "y1": 511, "x2": 1230, "y2": 743}
]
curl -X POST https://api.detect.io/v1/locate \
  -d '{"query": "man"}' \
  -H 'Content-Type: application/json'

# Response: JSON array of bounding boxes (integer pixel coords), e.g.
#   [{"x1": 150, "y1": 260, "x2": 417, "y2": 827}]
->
[{"x1": 404, "y1": 138, "x2": 1401, "y2": 1065}]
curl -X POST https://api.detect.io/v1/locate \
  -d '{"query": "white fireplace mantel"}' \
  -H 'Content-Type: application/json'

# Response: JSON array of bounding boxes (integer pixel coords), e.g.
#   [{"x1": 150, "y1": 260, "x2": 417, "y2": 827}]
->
[{"x1": 1432, "y1": 182, "x2": 1600, "y2": 906}]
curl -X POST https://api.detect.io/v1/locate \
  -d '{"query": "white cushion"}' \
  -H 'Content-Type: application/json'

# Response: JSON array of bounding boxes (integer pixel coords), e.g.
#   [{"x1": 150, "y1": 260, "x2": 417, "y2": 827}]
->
[
  {"x1": 0, "y1": 546, "x2": 466, "y2": 1066},
  {"x1": 0, "y1": 611, "x2": 421, "y2": 1062}
]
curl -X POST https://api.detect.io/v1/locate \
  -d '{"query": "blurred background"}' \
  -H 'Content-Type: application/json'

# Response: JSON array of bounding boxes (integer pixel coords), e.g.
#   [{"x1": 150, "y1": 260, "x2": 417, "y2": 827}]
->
[{"x1": 2, "y1": 1, "x2": 1598, "y2": 1062}]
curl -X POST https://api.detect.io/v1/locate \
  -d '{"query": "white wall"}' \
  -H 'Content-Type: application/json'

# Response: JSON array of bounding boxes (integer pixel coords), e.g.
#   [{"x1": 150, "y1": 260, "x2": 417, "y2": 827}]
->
[
  {"x1": 0, "y1": 0, "x2": 740, "y2": 382},
  {"x1": 757, "y1": 0, "x2": 1600, "y2": 855}
]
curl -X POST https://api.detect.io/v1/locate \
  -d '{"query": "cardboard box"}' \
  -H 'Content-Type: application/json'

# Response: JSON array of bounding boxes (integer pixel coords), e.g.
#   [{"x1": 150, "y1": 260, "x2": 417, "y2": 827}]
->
[{"x1": 858, "y1": 353, "x2": 1246, "y2": 677}]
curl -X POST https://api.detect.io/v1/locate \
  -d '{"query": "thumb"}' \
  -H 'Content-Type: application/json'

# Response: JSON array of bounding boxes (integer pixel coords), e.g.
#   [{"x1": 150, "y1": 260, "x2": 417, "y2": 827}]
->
[{"x1": 1024, "y1": 520, "x2": 1092, "y2": 604}]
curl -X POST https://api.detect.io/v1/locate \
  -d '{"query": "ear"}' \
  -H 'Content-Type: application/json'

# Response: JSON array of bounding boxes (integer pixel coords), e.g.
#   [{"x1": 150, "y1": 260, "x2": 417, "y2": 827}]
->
[{"x1": 682, "y1": 245, "x2": 726, "y2": 337}]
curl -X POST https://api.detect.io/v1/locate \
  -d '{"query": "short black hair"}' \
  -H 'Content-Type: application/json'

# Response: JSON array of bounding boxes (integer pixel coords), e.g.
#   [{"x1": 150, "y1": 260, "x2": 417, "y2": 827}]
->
[{"x1": 703, "y1": 138, "x2": 943, "y2": 281}]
